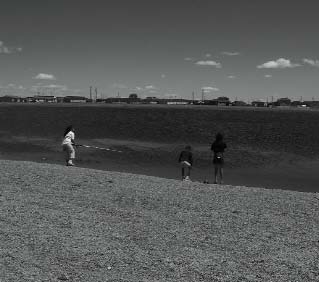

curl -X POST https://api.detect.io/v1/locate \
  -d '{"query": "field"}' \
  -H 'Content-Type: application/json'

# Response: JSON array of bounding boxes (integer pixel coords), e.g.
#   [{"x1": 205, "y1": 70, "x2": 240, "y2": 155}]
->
[{"x1": 0, "y1": 103, "x2": 318, "y2": 191}]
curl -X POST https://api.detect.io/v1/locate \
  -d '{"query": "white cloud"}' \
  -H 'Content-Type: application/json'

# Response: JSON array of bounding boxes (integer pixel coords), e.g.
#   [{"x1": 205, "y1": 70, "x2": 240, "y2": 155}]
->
[
  {"x1": 205, "y1": 53, "x2": 212, "y2": 57},
  {"x1": 31, "y1": 84, "x2": 71, "y2": 94},
  {"x1": 34, "y1": 73, "x2": 56, "y2": 80},
  {"x1": 44, "y1": 84, "x2": 67, "y2": 90},
  {"x1": 227, "y1": 75, "x2": 236, "y2": 79},
  {"x1": 264, "y1": 74, "x2": 272, "y2": 78},
  {"x1": 184, "y1": 57, "x2": 194, "y2": 61},
  {"x1": 257, "y1": 58, "x2": 300, "y2": 69},
  {"x1": 0, "y1": 41, "x2": 23, "y2": 54},
  {"x1": 222, "y1": 51, "x2": 240, "y2": 56},
  {"x1": 161, "y1": 74, "x2": 166, "y2": 78},
  {"x1": 0, "y1": 83, "x2": 25, "y2": 90},
  {"x1": 303, "y1": 58, "x2": 319, "y2": 67},
  {"x1": 195, "y1": 60, "x2": 222, "y2": 68},
  {"x1": 0, "y1": 41, "x2": 11, "y2": 54},
  {"x1": 132, "y1": 85, "x2": 159, "y2": 91},
  {"x1": 201, "y1": 86, "x2": 220, "y2": 92},
  {"x1": 145, "y1": 85, "x2": 157, "y2": 90}
]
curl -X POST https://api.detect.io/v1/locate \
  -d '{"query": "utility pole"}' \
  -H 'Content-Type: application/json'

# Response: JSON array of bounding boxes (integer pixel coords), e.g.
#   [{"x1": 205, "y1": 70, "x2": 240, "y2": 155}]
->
[
  {"x1": 95, "y1": 87, "x2": 98, "y2": 101},
  {"x1": 89, "y1": 86, "x2": 92, "y2": 100},
  {"x1": 201, "y1": 89, "x2": 204, "y2": 103},
  {"x1": 192, "y1": 91, "x2": 195, "y2": 104}
]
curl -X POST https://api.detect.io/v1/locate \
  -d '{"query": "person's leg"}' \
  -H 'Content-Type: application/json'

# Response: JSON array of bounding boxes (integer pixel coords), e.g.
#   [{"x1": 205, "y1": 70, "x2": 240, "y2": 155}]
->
[
  {"x1": 70, "y1": 145, "x2": 75, "y2": 164},
  {"x1": 181, "y1": 167, "x2": 185, "y2": 180},
  {"x1": 187, "y1": 167, "x2": 191, "y2": 178},
  {"x1": 63, "y1": 145, "x2": 69, "y2": 165},
  {"x1": 184, "y1": 166, "x2": 191, "y2": 181},
  {"x1": 219, "y1": 167, "x2": 224, "y2": 184},
  {"x1": 214, "y1": 165, "x2": 218, "y2": 184},
  {"x1": 65, "y1": 144, "x2": 75, "y2": 166}
]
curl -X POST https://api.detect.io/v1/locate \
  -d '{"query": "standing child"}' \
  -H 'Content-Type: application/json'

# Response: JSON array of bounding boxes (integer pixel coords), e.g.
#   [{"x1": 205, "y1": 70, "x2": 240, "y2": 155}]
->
[
  {"x1": 178, "y1": 145, "x2": 193, "y2": 181},
  {"x1": 211, "y1": 133, "x2": 227, "y2": 184},
  {"x1": 62, "y1": 125, "x2": 76, "y2": 166}
]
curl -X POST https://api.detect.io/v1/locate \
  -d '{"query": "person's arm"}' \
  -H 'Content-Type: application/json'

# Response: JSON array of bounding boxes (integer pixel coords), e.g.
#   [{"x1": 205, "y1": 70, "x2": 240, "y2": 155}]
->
[
  {"x1": 71, "y1": 132, "x2": 76, "y2": 146},
  {"x1": 210, "y1": 143, "x2": 215, "y2": 158},
  {"x1": 189, "y1": 153, "x2": 193, "y2": 166}
]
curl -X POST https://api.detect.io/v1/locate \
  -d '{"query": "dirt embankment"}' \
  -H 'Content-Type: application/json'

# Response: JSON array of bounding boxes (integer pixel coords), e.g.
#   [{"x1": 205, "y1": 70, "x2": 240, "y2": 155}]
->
[{"x1": 0, "y1": 160, "x2": 318, "y2": 281}]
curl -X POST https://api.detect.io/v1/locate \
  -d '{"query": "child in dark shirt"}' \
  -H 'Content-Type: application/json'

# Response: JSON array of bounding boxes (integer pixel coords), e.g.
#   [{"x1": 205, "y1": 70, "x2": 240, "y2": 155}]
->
[
  {"x1": 211, "y1": 133, "x2": 227, "y2": 184},
  {"x1": 178, "y1": 145, "x2": 193, "y2": 181}
]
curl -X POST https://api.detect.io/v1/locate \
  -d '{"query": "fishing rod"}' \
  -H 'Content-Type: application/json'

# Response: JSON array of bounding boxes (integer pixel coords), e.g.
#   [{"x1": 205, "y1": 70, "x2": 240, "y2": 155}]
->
[{"x1": 75, "y1": 144, "x2": 123, "y2": 153}]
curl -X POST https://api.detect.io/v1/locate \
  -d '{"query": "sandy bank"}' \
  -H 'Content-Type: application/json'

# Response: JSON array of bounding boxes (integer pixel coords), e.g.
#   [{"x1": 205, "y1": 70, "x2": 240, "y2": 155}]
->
[{"x1": 0, "y1": 160, "x2": 318, "y2": 281}]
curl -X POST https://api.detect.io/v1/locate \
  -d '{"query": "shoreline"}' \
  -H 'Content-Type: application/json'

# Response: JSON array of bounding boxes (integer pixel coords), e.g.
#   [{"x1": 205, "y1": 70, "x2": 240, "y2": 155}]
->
[{"x1": 2, "y1": 151, "x2": 318, "y2": 193}]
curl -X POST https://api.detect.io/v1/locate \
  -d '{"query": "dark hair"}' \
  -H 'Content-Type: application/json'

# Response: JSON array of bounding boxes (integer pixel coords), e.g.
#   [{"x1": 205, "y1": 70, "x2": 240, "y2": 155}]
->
[
  {"x1": 215, "y1": 133, "x2": 223, "y2": 142},
  {"x1": 185, "y1": 145, "x2": 192, "y2": 151},
  {"x1": 63, "y1": 125, "x2": 74, "y2": 137}
]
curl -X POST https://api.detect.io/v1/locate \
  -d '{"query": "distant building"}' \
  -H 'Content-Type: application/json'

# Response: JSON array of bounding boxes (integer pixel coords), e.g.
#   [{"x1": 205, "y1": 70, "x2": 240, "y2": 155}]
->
[
  {"x1": 0, "y1": 95, "x2": 22, "y2": 102},
  {"x1": 304, "y1": 100, "x2": 319, "y2": 108},
  {"x1": 56, "y1": 97, "x2": 65, "y2": 103},
  {"x1": 143, "y1": 97, "x2": 161, "y2": 104},
  {"x1": 63, "y1": 96, "x2": 88, "y2": 103},
  {"x1": 96, "y1": 98, "x2": 106, "y2": 103},
  {"x1": 291, "y1": 100, "x2": 308, "y2": 108},
  {"x1": 127, "y1": 94, "x2": 141, "y2": 104},
  {"x1": 208, "y1": 96, "x2": 231, "y2": 106},
  {"x1": 191, "y1": 100, "x2": 203, "y2": 105},
  {"x1": 274, "y1": 98, "x2": 291, "y2": 107},
  {"x1": 165, "y1": 98, "x2": 189, "y2": 105},
  {"x1": 104, "y1": 97, "x2": 140, "y2": 104},
  {"x1": 252, "y1": 100, "x2": 267, "y2": 107},
  {"x1": 232, "y1": 100, "x2": 247, "y2": 107},
  {"x1": 105, "y1": 97, "x2": 127, "y2": 104},
  {"x1": 33, "y1": 95, "x2": 57, "y2": 103},
  {"x1": 25, "y1": 96, "x2": 36, "y2": 102}
]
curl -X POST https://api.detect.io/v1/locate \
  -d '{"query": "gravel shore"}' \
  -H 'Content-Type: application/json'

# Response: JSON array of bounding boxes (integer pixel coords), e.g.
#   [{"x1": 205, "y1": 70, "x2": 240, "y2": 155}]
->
[{"x1": 0, "y1": 160, "x2": 318, "y2": 281}]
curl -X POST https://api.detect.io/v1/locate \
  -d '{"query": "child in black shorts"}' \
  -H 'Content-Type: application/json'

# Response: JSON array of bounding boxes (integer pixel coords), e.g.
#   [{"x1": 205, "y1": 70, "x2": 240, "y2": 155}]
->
[{"x1": 178, "y1": 145, "x2": 193, "y2": 181}]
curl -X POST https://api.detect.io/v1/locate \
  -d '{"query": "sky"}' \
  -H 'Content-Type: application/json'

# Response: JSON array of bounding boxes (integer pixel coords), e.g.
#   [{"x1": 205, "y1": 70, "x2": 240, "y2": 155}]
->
[{"x1": 0, "y1": 0, "x2": 319, "y2": 102}]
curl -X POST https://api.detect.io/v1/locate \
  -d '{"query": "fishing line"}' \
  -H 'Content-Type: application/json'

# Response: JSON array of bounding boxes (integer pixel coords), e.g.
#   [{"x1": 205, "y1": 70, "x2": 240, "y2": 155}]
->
[{"x1": 76, "y1": 144, "x2": 122, "y2": 153}]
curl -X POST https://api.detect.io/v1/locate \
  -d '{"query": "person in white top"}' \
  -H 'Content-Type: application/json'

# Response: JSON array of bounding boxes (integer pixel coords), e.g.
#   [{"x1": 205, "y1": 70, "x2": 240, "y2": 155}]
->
[{"x1": 62, "y1": 125, "x2": 76, "y2": 166}]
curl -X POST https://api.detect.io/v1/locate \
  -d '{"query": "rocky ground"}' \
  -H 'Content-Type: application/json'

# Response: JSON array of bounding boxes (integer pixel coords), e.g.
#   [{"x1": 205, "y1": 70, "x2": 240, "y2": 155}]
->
[{"x1": 0, "y1": 160, "x2": 318, "y2": 281}]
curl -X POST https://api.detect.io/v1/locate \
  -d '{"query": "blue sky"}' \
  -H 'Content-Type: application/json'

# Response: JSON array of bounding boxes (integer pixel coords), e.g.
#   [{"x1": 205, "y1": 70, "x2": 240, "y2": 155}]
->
[{"x1": 0, "y1": 0, "x2": 319, "y2": 101}]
